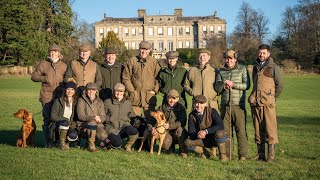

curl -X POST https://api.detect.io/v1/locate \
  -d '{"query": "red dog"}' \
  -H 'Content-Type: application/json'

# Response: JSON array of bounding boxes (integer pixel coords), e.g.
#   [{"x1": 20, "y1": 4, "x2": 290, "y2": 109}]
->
[{"x1": 13, "y1": 109, "x2": 36, "y2": 147}]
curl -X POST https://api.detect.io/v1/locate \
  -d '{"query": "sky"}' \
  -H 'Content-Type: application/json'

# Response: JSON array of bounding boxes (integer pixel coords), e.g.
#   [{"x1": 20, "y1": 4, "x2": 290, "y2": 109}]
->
[{"x1": 71, "y1": 0, "x2": 300, "y2": 41}]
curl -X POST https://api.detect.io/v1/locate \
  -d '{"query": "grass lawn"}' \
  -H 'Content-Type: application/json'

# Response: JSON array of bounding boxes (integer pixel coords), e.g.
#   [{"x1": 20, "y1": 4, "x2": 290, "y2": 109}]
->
[{"x1": 0, "y1": 75, "x2": 319, "y2": 179}]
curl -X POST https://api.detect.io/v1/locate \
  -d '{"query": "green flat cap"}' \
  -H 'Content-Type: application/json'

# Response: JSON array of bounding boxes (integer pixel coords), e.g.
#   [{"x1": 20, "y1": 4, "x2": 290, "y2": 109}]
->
[
  {"x1": 199, "y1": 49, "x2": 211, "y2": 56},
  {"x1": 49, "y1": 44, "x2": 61, "y2": 51},
  {"x1": 79, "y1": 42, "x2": 92, "y2": 52},
  {"x1": 166, "y1": 51, "x2": 179, "y2": 59},
  {"x1": 139, "y1": 41, "x2": 151, "y2": 50},
  {"x1": 194, "y1": 95, "x2": 207, "y2": 104}
]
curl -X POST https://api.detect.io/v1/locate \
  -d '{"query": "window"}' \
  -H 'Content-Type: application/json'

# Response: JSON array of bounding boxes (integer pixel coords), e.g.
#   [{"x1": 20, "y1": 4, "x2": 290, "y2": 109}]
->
[
  {"x1": 131, "y1": 42, "x2": 136, "y2": 49},
  {"x1": 210, "y1": 26, "x2": 214, "y2": 33},
  {"x1": 168, "y1": 27, "x2": 173, "y2": 36},
  {"x1": 178, "y1": 27, "x2": 183, "y2": 35},
  {"x1": 202, "y1": 40, "x2": 207, "y2": 48},
  {"x1": 114, "y1": 27, "x2": 119, "y2": 35},
  {"x1": 131, "y1": 28, "x2": 136, "y2": 36},
  {"x1": 186, "y1": 27, "x2": 190, "y2": 35},
  {"x1": 168, "y1": 41, "x2": 174, "y2": 51},
  {"x1": 106, "y1": 28, "x2": 110, "y2": 33},
  {"x1": 178, "y1": 41, "x2": 183, "y2": 48},
  {"x1": 186, "y1": 41, "x2": 190, "y2": 48},
  {"x1": 124, "y1": 28, "x2": 129, "y2": 37},
  {"x1": 150, "y1": 42, "x2": 154, "y2": 50},
  {"x1": 125, "y1": 42, "x2": 129, "y2": 49},
  {"x1": 99, "y1": 28, "x2": 104, "y2": 36},
  {"x1": 218, "y1": 25, "x2": 222, "y2": 34},
  {"x1": 139, "y1": 28, "x2": 143, "y2": 36},
  {"x1": 158, "y1": 42, "x2": 164, "y2": 51},
  {"x1": 158, "y1": 27, "x2": 163, "y2": 35},
  {"x1": 202, "y1": 26, "x2": 207, "y2": 34},
  {"x1": 194, "y1": 40, "x2": 198, "y2": 48},
  {"x1": 148, "y1": 27, "x2": 153, "y2": 36}
]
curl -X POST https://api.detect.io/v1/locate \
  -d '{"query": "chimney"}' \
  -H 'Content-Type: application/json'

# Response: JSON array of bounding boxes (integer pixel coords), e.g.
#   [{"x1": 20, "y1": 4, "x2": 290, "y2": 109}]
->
[
  {"x1": 104, "y1": 13, "x2": 106, "y2": 18},
  {"x1": 138, "y1": 9, "x2": 146, "y2": 17},
  {"x1": 174, "y1": 8, "x2": 183, "y2": 17},
  {"x1": 214, "y1": 11, "x2": 218, "y2": 18}
]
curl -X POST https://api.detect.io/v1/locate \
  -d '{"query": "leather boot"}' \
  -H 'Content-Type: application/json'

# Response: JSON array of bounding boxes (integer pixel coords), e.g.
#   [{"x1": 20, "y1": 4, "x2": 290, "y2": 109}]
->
[
  {"x1": 217, "y1": 142, "x2": 228, "y2": 162},
  {"x1": 267, "y1": 144, "x2": 275, "y2": 163},
  {"x1": 252, "y1": 144, "x2": 266, "y2": 161},
  {"x1": 59, "y1": 129, "x2": 70, "y2": 150},
  {"x1": 125, "y1": 134, "x2": 139, "y2": 152},
  {"x1": 210, "y1": 147, "x2": 217, "y2": 158},
  {"x1": 178, "y1": 137, "x2": 188, "y2": 158},
  {"x1": 87, "y1": 129, "x2": 99, "y2": 152},
  {"x1": 194, "y1": 146, "x2": 207, "y2": 159}
]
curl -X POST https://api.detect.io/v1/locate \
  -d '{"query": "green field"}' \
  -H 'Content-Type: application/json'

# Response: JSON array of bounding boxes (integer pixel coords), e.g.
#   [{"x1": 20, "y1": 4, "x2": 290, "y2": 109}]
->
[{"x1": 0, "y1": 75, "x2": 319, "y2": 179}]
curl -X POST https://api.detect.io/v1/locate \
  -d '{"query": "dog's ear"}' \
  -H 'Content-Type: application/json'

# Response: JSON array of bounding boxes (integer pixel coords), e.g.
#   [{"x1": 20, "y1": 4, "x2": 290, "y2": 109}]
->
[
  {"x1": 160, "y1": 112, "x2": 166, "y2": 121},
  {"x1": 23, "y1": 109, "x2": 29, "y2": 120}
]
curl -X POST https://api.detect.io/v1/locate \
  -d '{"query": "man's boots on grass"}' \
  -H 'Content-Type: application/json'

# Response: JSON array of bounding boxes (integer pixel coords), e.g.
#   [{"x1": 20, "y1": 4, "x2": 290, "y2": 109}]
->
[
  {"x1": 253, "y1": 144, "x2": 266, "y2": 161},
  {"x1": 125, "y1": 134, "x2": 139, "y2": 152},
  {"x1": 87, "y1": 129, "x2": 99, "y2": 152},
  {"x1": 59, "y1": 129, "x2": 70, "y2": 150},
  {"x1": 267, "y1": 144, "x2": 275, "y2": 163},
  {"x1": 217, "y1": 142, "x2": 228, "y2": 162}
]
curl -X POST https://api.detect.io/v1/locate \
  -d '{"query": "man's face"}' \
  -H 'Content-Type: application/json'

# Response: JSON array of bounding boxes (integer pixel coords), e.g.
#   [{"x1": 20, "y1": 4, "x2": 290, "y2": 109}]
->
[
  {"x1": 195, "y1": 102, "x2": 206, "y2": 113},
  {"x1": 168, "y1": 57, "x2": 178, "y2": 67},
  {"x1": 139, "y1": 48, "x2": 150, "y2": 59},
  {"x1": 225, "y1": 57, "x2": 237, "y2": 68},
  {"x1": 87, "y1": 89, "x2": 96, "y2": 101},
  {"x1": 49, "y1": 50, "x2": 60, "y2": 60},
  {"x1": 80, "y1": 51, "x2": 91, "y2": 61},
  {"x1": 198, "y1": 53, "x2": 210, "y2": 66},
  {"x1": 258, "y1": 49, "x2": 270, "y2": 62},
  {"x1": 114, "y1": 90, "x2": 124, "y2": 100},
  {"x1": 105, "y1": 53, "x2": 116, "y2": 64},
  {"x1": 167, "y1": 96, "x2": 179, "y2": 107}
]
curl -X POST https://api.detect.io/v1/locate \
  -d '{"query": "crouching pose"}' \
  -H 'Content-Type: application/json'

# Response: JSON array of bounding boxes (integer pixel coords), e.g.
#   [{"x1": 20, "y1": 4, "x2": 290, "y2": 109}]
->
[
  {"x1": 77, "y1": 82, "x2": 106, "y2": 152},
  {"x1": 184, "y1": 95, "x2": 228, "y2": 161},
  {"x1": 104, "y1": 83, "x2": 139, "y2": 152}
]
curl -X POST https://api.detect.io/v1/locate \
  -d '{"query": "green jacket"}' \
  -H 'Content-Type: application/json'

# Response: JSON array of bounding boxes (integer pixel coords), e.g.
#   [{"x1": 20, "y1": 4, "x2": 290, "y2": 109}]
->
[
  {"x1": 215, "y1": 63, "x2": 250, "y2": 107},
  {"x1": 104, "y1": 98, "x2": 135, "y2": 135},
  {"x1": 51, "y1": 97, "x2": 77, "y2": 122},
  {"x1": 157, "y1": 102, "x2": 187, "y2": 130},
  {"x1": 100, "y1": 61, "x2": 123, "y2": 101},
  {"x1": 157, "y1": 66, "x2": 187, "y2": 107},
  {"x1": 248, "y1": 57, "x2": 283, "y2": 107}
]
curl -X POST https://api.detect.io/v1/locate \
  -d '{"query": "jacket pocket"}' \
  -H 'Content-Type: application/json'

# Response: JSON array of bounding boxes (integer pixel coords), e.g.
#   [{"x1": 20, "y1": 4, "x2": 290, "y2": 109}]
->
[
  {"x1": 129, "y1": 91, "x2": 140, "y2": 106},
  {"x1": 260, "y1": 89, "x2": 276, "y2": 106}
]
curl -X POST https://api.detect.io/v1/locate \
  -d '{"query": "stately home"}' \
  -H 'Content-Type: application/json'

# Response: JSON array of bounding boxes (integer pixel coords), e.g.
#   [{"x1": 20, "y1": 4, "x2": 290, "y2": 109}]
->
[{"x1": 94, "y1": 9, "x2": 226, "y2": 58}]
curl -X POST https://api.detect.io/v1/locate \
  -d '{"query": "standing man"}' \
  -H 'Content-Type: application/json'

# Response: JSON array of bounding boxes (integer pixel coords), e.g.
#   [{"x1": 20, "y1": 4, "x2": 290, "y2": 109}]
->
[
  {"x1": 31, "y1": 44, "x2": 67, "y2": 147},
  {"x1": 248, "y1": 44, "x2": 283, "y2": 162},
  {"x1": 64, "y1": 42, "x2": 102, "y2": 94},
  {"x1": 157, "y1": 51, "x2": 187, "y2": 108},
  {"x1": 184, "y1": 95, "x2": 228, "y2": 161},
  {"x1": 184, "y1": 49, "x2": 219, "y2": 111},
  {"x1": 100, "y1": 47, "x2": 123, "y2": 101},
  {"x1": 215, "y1": 50, "x2": 250, "y2": 160},
  {"x1": 122, "y1": 41, "x2": 160, "y2": 119}
]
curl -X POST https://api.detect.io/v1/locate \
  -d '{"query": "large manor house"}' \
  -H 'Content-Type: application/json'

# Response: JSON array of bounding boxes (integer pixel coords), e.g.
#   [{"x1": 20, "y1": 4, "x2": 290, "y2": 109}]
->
[{"x1": 94, "y1": 9, "x2": 226, "y2": 58}]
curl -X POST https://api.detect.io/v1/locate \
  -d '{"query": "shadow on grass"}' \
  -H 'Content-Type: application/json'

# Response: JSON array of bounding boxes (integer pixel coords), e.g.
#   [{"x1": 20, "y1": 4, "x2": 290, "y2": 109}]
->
[
  {"x1": 0, "y1": 130, "x2": 44, "y2": 147},
  {"x1": 277, "y1": 116, "x2": 320, "y2": 126}
]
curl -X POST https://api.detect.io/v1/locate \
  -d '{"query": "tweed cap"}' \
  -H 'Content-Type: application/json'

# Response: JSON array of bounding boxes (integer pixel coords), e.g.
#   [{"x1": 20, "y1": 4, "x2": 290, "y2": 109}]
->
[
  {"x1": 167, "y1": 89, "x2": 179, "y2": 99},
  {"x1": 194, "y1": 95, "x2": 207, "y2": 104},
  {"x1": 79, "y1": 43, "x2": 92, "y2": 52},
  {"x1": 225, "y1": 50, "x2": 236, "y2": 58},
  {"x1": 49, "y1": 44, "x2": 61, "y2": 51},
  {"x1": 199, "y1": 49, "x2": 211, "y2": 56},
  {"x1": 113, "y1": 83, "x2": 125, "y2": 91},
  {"x1": 105, "y1": 47, "x2": 117, "y2": 54},
  {"x1": 139, "y1": 41, "x2": 151, "y2": 50},
  {"x1": 86, "y1": 82, "x2": 98, "y2": 90},
  {"x1": 166, "y1": 51, "x2": 179, "y2": 59}
]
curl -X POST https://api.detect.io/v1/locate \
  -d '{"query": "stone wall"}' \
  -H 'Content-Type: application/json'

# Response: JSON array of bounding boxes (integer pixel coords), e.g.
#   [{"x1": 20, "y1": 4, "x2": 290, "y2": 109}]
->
[{"x1": 0, "y1": 66, "x2": 34, "y2": 76}]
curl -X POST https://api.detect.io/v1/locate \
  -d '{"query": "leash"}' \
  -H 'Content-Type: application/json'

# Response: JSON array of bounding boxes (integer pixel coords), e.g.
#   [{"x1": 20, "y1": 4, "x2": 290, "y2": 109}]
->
[{"x1": 229, "y1": 88, "x2": 232, "y2": 161}]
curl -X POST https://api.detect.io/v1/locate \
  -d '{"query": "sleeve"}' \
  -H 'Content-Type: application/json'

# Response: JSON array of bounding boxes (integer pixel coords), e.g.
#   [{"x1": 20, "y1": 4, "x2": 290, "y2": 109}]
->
[
  {"x1": 157, "y1": 70, "x2": 165, "y2": 94},
  {"x1": 176, "y1": 106, "x2": 187, "y2": 128},
  {"x1": 153, "y1": 62, "x2": 161, "y2": 93},
  {"x1": 64, "y1": 62, "x2": 74, "y2": 83},
  {"x1": 214, "y1": 69, "x2": 224, "y2": 93},
  {"x1": 51, "y1": 100, "x2": 68, "y2": 122},
  {"x1": 98, "y1": 101, "x2": 106, "y2": 123},
  {"x1": 187, "y1": 113, "x2": 197, "y2": 140},
  {"x1": 205, "y1": 109, "x2": 224, "y2": 135},
  {"x1": 122, "y1": 59, "x2": 135, "y2": 93},
  {"x1": 31, "y1": 61, "x2": 47, "y2": 82},
  {"x1": 183, "y1": 70, "x2": 193, "y2": 96},
  {"x1": 76, "y1": 98, "x2": 94, "y2": 122},
  {"x1": 104, "y1": 100, "x2": 111, "y2": 123},
  {"x1": 273, "y1": 65, "x2": 283, "y2": 97},
  {"x1": 95, "y1": 63, "x2": 103, "y2": 90},
  {"x1": 233, "y1": 66, "x2": 249, "y2": 90}
]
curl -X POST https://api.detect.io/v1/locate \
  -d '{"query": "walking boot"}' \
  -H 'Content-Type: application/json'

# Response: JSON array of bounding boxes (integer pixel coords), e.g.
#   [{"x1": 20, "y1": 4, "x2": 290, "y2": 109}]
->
[
  {"x1": 210, "y1": 147, "x2": 217, "y2": 158},
  {"x1": 194, "y1": 146, "x2": 207, "y2": 159},
  {"x1": 267, "y1": 144, "x2": 275, "y2": 163},
  {"x1": 87, "y1": 129, "x2": 99, "y2": 152},
  {"x1": 252, "y1": 144, "x2": 266, "y2": 161},
  {"x1": 125, "y1": 134, "x2": 139, "y2": 152},
  {"x1": 178, "y1": 137, "x2": 188, "y2": 158},
  {"x1": 59, "y1": 129, "x2": 70, "y2": 150},
  {"x1": 217, "y1": 142, "x2": 228, "y2": 162}
]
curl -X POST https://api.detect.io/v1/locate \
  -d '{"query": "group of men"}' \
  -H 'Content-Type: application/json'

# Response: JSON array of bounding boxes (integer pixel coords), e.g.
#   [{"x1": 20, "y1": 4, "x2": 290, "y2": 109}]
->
[{"x1": 31, "y1": 40, "x2": 282, "y2": 162}]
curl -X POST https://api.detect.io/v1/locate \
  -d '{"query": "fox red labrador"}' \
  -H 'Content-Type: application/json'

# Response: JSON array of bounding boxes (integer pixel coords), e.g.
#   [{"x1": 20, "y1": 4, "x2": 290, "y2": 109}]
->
[{"x1": 13, "y1": 109, "x2": 36, "y2": 147}]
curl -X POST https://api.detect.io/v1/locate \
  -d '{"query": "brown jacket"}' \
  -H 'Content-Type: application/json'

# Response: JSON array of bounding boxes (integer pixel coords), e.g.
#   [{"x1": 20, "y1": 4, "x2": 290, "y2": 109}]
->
[
  {"x1": 184, "y1": 63, "x2": 218, "y2": 109},
  {"x1": 122, "y1": 55, "x2": 160, "y2": 108},
  {"x1": 31, "y1": 59, "x2": 67, "y2": 104}
]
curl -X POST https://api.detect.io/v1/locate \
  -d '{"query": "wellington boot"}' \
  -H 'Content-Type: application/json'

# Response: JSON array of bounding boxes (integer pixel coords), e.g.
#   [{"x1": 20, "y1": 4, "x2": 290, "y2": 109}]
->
[
  {"x1": 210, "y1": 147, "x2": 217, "y2": 157},
  {"x1": 252, "y1": 144, "x2": 266, "y2": 161},
  {"x1": 87, "y1": 129, "x2": 99, "y2": 152},
  {"x1": 217, "y1": 142, "x2": 228, "y2": 162},
  {"x1": 267, "y1": 144, "x2": 275, "y2": 163},
  {"x1": 125, "y1": 134, "x2": 139, "y2": 152},
  {"x1": 42, "y1": 125, "x2": 52, "y2": 148},
  {"x1": 59, "y1": 129, "x2": 70, "y2": 150}
]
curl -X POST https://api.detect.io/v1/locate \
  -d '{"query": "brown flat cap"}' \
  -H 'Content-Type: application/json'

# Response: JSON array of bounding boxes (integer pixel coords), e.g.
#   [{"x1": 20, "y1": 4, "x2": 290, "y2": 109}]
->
[
  {"x1": 167, "y1": 89, "x2": 179, "y2": 99},
  {"x1": 79, "y1": 42, "x2": 92, "y2": 52},
  {"x1": 86, "y1": 82, "x2": 98, "y2": 90},
  {"x1": 113, "y1": 83, "x2": 125, "y2": 91},
  {"x1": 49, "y1": 44, "x2": 61, "y2": 52},
  {"x1": 199, "y1": 49, "x2": 211, "y2": 56},
  {"x1": 194, "y1": 95, "x2": 207, "y2": 104},
  {"x1": 105, "y1": 47, "x2": 117, "y2": 54},
  {"x1": 225, "y1": 50, "x2": 236, "y2": 58},
  {"x1": 139, "y1": 41, "x2": 151, "y2": 50},
  {"x1": 166, "y1": 51, "x2": 179, "y2": 59}
]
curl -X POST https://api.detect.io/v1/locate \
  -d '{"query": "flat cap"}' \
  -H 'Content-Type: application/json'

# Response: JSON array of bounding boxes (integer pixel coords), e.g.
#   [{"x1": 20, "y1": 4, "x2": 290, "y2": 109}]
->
[
  {"x1": 194, "y1": 95, "x2": 207, "y2": 104},
  {"x1": 166, "y1": 51, "x2": 179, "y2": 59},
  {"x1": 199, "y1": 49, "x2": 211, "y2": 56},
  {"x1": 113, "y1": 83, "x2": 125, "y2": 91},
  {"x1": 86, "y1": 82, "x2": 98, "y2": 90},
  {"x1": 79, "y1": 42, "x2": 92, "y2": 52},
  {"x1": 49, "y1": 44, "x2": 61, "y2": 52},
  {"x1": 167, "y1": 89, "x2": 179, "y2": 99},
  {"x1": 105, "y1": 47, "x2": 117, "y2": 54},
  {"x1": 225, "y1": 50, "x2": 236, "y2": 58},
  {"x1": 139, "y1": 41, "x2": 151, "y2": 50}
]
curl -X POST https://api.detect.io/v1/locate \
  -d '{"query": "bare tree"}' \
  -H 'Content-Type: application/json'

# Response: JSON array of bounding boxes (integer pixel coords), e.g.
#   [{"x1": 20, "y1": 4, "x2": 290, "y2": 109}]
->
[{"x1": 252, "y1": 9, "x2": 270, "y2": 43}]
